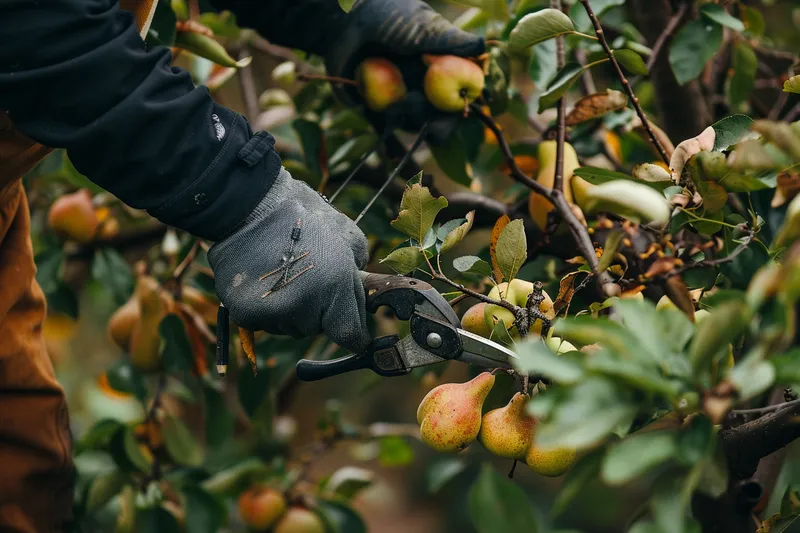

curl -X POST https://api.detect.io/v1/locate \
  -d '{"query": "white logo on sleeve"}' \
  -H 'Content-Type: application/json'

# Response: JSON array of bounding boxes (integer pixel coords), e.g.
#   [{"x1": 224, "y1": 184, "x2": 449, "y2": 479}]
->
[{"x1": 211, "y1": 113, "x2": 226, "y2": 141}]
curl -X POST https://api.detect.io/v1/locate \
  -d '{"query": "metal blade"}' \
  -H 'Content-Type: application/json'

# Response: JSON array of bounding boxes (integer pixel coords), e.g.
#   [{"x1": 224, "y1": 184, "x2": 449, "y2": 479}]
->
[{"x1": 455, "y1": 329, "x2": 518, "y2": 369}]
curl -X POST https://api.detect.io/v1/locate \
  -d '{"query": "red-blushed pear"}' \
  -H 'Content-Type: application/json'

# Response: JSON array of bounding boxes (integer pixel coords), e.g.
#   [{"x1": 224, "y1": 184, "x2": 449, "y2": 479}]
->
[
  {"x1": 483, "y1": 279, "x2": 555, "y2": 338},
  {"x1": 423, "y1": 55, "x2": 485, "y2": 113},
  {"x1": 460, "y1": 302, "x2": 492, "y2": 339},
  {"x1": 47, "y1": 189, "x2": 99, "y2": 244},
  {"x1": 238, "y1": 485, "x2": 287, "y2": 531},
  {"x1": 478, "y1": 392, "x2": 534, "y2": 459},
  {"x1": 416, "y1": 372, "x2": 495, "y2": 453},
  {"x1": 356, "y1": 57, "x2": 407, "y2": 112},
  {"x1": 274, "y1": 506, "x2": 325, "y2": 533}
]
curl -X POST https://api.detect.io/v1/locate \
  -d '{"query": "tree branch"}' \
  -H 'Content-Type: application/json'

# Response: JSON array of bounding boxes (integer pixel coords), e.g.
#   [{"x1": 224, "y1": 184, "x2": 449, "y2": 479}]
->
[
  {"x1": 579, "y1": 0, "x2": 670, "y2": 166},
  {"x1": 552, "y1": 0, "x2": 567, "y2": 194},
  {"x1": 645, "y1": 2, "x2": 688, "y2": 72},
  {"x1": 237, "y1": 48, "x2": 260, "y2": 122}
]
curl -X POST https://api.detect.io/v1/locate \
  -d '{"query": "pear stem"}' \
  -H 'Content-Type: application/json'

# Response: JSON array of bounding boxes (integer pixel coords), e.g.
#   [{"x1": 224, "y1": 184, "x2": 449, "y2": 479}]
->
[
  {"x1": 296, "y1": 73, "x2": 359, "y2": 87},
  {"x1": 508, "y1": 459, "x2": 518, "y2": 479}
]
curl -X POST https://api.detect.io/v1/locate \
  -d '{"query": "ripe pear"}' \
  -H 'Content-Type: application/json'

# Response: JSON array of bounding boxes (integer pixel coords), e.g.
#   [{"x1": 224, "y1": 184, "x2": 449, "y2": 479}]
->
[
  {"x1": 417, "y1": 372, "x2": 496, "y2": 453},
  {"x1": 528, "y1": 141, "x2": 580, "y2": 231},
  {"x1": 356, "y1": 57, "x2": 407, "y2": 112},
  {"x1": 423, "y1": 55, "x2": 485, "y2": 113},
  {"x1": 129, "y1": 274, "x2": 171, "y2": 373},
  {"x1": 47, "y1": 189, "x2": 100, "y2": 244},
  {"x1": 274, "y1": 507, "x2": 325, "y2": 533},
  {"x1": 478, "y1": 392, "x2": 534, "y2": 459},
  {"x1": 461, "y1": 302, "x2": 492, "y2": 339},
  {"x1": 483, "y1": 279, "x2": 555, "y2": 338},
  {"x1": 525, "y1": 443, "x2": 577, "y2": 477},
  {"x1": 238, "y1": 486, "x2": 287, "y2": 530},
  {"x1": 108, "y1": 295, "x2": 141, "y2": 351}
]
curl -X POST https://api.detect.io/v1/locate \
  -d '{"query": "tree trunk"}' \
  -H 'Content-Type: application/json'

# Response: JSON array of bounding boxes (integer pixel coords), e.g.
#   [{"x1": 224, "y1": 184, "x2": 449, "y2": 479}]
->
[{"x1": 628, "y1": 0, "x2": 713, "y2": 144}]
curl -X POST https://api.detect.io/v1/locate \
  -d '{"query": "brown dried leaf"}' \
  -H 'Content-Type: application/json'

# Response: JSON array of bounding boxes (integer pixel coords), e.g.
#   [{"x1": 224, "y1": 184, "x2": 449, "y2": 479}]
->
[
  {"x1": 772, "y1": 171, "x2": 800, "y2": 208},
  {"x1": 566, "y1": 90, "x2": 628, "y2": 126},
  {"x1": 553, "y1": 271, "x2": 582, "y2": 314},
  {"x1": 663, "y1": 276, "x2": 695, "y2": 322},
  {"x1": 490, "y1": 214, "x2": 511, "y2": 282},
  {"x1": 238, "y1": 326, "x2": 258, "y2": 375},
  {"x1": 176, "y1": 306, "x2": 210, "y2": 377},
  {"x1": 644, "y1": 257, "x2": 683, "y2": 279}
]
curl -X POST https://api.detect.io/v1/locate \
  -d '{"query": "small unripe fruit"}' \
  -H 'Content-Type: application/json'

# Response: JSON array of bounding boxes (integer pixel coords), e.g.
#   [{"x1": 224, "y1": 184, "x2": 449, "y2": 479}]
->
[
  {"x1": 423, "y1": 55, "x2": 485, "y2": 113},
  {"x1": 238, "y1": 486, "x2": 287, "y2": 530},
  {"x1": 417, "y1": 372, "x2": 495, "y2": 453},
  {"x1": 274, "y1": 507, "x2": 325, "y2": 533},
  {"x1": 461, "y1": 302, "x2": 492, "y2": 339},
  {"x1": 479, "y1": 392, "x2": 534, "y2": 459},
  {"x1": 47, "y1": 189, "x2": 99, "y2": 243},
  {"x1": 356, "y1": 58, "x2": 407, "y2": 112}
]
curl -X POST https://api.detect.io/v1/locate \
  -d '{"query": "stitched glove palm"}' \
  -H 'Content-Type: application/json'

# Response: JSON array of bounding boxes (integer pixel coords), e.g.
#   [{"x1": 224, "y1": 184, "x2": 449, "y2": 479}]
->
[
  {"x1": 207, "y1": 168, "x2": 371, "y2": 353},
  {"x1": 325, "y1": 0, "x2": 486, "y2": 143}
]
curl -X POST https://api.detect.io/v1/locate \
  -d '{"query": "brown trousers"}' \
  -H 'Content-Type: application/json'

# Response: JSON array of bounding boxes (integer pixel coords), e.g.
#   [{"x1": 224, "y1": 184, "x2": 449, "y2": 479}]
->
[{"x1": 0, "y1": 114, "x2": 73, "y2": 532}]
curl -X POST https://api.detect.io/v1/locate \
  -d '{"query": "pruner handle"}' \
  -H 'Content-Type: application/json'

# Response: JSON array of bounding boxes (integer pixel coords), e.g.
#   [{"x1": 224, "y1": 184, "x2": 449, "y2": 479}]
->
[{"x1": 295, "y1": 335, "x2": 409, "y2": 381}]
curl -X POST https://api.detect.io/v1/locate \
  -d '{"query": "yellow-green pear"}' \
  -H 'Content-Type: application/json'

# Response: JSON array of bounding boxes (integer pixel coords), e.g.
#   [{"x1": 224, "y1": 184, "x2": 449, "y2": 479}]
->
[
  {"x1": 528, "y1": 140, "x2": 580, "y2": 230},
  {"x1": 483, "y1": 279, "x2": 555, "y2": 338},
  {"x1": 417, "y1": 372, "x2": 496, "y2": 453},
  {"x1": 525, "y1": 443, "x2": 577, "y2": 477},
  {"x1": 478, "y1": 392, "x2": 534, "y2": 459},
  {"x1": 423, "y1": 55, "x2": 485, "y2": 113}
]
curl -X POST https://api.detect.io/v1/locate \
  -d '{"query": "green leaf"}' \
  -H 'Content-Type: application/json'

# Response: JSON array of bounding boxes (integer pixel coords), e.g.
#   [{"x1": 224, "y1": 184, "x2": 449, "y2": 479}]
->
[
  {"x1": 338, "y1": 0, "x2": 356, "y2": 13},
  {"x1": 569, "y1": 0, "x2": 625, "y2": 32},
  {"x1": 390, "y1": 183, "x2": 448, "y2": 242},
  {"x1": 491, "y1": 317, "x2": 516, "y2": 347},
  {"x1": 614, "y1": 49, "x2": 649, "y2": 76},
  {"x1": 509, "y1": 8, "x2": 575, "y2": 51},
  {"x1": 513, "y1": 338, "x2": 584, "y2": 384},
  {"x1": 772, "y1": 349, "x2": 800, "y2": 383},
  {"x1": 585, "y1": 349, "x2": 681, "y2": 398},
  {"x1": 292, "y1": 119, "x2": 323, "y2": 178},
  {"x1": 453, "y1": 256, "x2": 493, "y2": 277},
  {"x1": 614, "y1": 298, "x2": 694, "y2": 362},
  {"x1": 468, "y1": 464, "x2": 540, "y2": 533},
  {"x1": 441, "y1": 211, "x2": 475, "y2": 253},
  {"x1": 105, "y1": 360, "x2": 148, "y2": 401},
  {"x1": 528, "y1": 40, "x2": 558, "y2": 113},
  {"x1": 553, "y1": 316, "x2": 635, "y2": 355},
  {"x1": 602, "y1": 432, "x2": 677, "y2": 485},
  {"x1": 76, "y1": 419, "x2": 124, "y2": 453},
  {"x1": 135, "y1": 506, "x2": 182, "y2": 533},
  {"x1": 86, "y1": 470, "x2": 127, "y2": 512},
  {"x1": 729, "y1": 354, "x2": 776, "y2": 401},
  {"x1": 326, "y1": 466, "x2": 374, "y2": 500},
  {"x1": 380, "y1": 247, "x2": 425, "y2": 274},
  {"x1": 427, "y1": 458, "x2": 466, "y2": 494},
  {"x1": 689, "y1": 299, "x2": 751, "y2": 372},
  {"x1": 110, "y1": 425, "x2": 152, "y2": 473},
  {"x1": 495, "y1": 219, "x2": 527, "y2": 282},
  {"x1": 669, "y1": 19, "x2": 724, "y2": 85},
  {"x1": 574, "y1": 166, "x2": 670, "y2": 191},
  {"x1": 711, "y1": 114, "x2": 757, "y2": 152},
  {"x1": 551, "y1": 448, "x2": 604, "y2": 516},
  {"x1": 92, "y1": 248, "x2": 134, "y2": 306},
  {"x1": 539, "y1": 63, "x2": 585, "y2": 112},
  {"x1": 316, "y1": 499, "x2": 367, "y2": 533},
  {"x1": 203, "y1": 383, "x2": 233, "y2": 449},
  {"x1": 728, "y1": 43, "x2": 757, "y2": 111},
  {"x1": 652, "y1": 474, "x2": 691, "y2": 533},
  {"x1": 163, "y1": 415, "x2": 204, "y2": 467},
  {"x1": 159, "y1": 314, "x2": 193, "y2": 373},
  {"x1": 201, "y1": 458, "x2": 270, "y2": 496},
  {"x1": 378, "y1": 436, "x2": 414, "y2": 467},
  {"x1": 700, "y1": 4, "x2": 744, "y2": 32},
  {"x1": 784, "y1": 75, "x2": 800, "y2": 95},
  {"x1": 184, "y1": 485, "x2": 225, "y2": 533},
  {"x1": 597, "y1": 230, "x2": 624, "y2": 274},
  {"x1": 430, "y1": 134, "x2": 474, "y2": 187},
  {"x1": 328, "y1": 135, "x2": 376, "y2": 170}
]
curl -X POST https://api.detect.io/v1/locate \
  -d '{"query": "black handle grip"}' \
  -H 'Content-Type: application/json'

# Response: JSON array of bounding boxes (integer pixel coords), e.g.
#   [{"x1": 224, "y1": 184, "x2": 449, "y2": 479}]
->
[{"x1": 295, "y1": 335, "x2": 408, "y2": 381}]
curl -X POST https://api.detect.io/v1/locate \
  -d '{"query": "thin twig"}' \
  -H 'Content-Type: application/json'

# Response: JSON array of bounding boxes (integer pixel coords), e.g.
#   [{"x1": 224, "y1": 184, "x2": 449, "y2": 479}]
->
[
  {"x1": 172, "y1": 239, "x2": 201, "y2": 284},
  {"x1": 432, "y1": 273, "x2": 518, "y2": 314},
  {"x1": 238, "y1": 48, "x2": 260, "y2": 122},
  {"x1": 672, "y1": 230, "x2": 755, "y2": 276},
  {"x1": 646, "y1": 2, "x2": 688, "y2": 72},
  {"x1": 785, "y1": 102, "x2": 800, "y2": 123},
  {"x1": 552, "y1": 0, "x2": 567, "y2": 195},
  {"x1": 575, "y1": 49, "x2": 597, "y2": 95},
  {"x1": 578, "y1": 0, "x2": 670, "y2": 166},
  {"x1": 297, "y1": 73, "x2": 359, "y2": 87},
  {"x1": 448, "y1": 293, "x2": 471, "y2": 308},
  {"x1": 732, "y1": 398, "x2": 800, "y2": 417},
  {"x1": 768, "y1": 90, "x2": 790, "y2": 121}
]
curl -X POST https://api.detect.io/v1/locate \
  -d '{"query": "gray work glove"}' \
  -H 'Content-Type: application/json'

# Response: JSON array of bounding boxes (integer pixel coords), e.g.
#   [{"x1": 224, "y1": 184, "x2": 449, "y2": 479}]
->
[{"x1": 207, "y1": 168, "x2": 371, "y2": 353}]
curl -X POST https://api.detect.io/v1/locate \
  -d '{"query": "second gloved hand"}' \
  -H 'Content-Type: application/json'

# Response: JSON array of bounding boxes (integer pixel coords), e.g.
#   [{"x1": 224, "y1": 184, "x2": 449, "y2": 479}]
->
[{"x1": 207, "y1": 168, "x2": 371, "y2": 354}]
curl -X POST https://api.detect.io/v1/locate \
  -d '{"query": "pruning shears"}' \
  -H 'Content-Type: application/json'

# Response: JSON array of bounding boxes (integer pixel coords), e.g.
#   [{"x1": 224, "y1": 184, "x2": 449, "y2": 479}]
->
[{"x1": 295, "y1": 272, "x2": 518, "y2": 381}]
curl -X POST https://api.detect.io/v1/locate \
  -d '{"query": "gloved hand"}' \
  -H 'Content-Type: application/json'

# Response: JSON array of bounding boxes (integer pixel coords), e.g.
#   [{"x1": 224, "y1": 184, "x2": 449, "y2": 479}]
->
[
  {"x1": 325, "y1": 0, "x2": 486, "y2": 143},
  {"x1": 207, "y1": 168, "x2": 371, "y2": 353}
]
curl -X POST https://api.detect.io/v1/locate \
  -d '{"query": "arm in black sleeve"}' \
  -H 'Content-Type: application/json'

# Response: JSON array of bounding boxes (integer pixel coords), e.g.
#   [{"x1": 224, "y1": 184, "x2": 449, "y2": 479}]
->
[
  {"x1": 0, "y1": 0, "x2": 281, "y2": 242},
  {"x1": 209, "y1": 0, "x2": 350, "y2": 57}
]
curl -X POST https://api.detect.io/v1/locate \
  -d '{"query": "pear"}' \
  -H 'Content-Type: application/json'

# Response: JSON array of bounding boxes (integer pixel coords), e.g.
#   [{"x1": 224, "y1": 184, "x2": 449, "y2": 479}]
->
[
  {"x1": 423, "y1": 55, "x2": 485, "y2": 113},
  {"x1": 483, "y1": 279, "x2": 555, "y2": 338},
  {"x1": 417, "y1": 372, "x2": 496, "y2": 453},
  {"x1": 108, "y1": 295, "x2": 141, "y2": 351},
  {"x1": 525, "y1": 443, "x2": 577, "y2": 477},
  {"x1": 478, "y1": 392, "x2": 534, "y2": 459},
  {"x1": 238, "y1": 485, "x2": 287, "y2": 530},
  {"x1": 528, "y1": 141, "x2": 580, "y2": 231},
  {"x1": 460, "y1": 302, "x2": 492, "y2": 339},
  {"x1": 129, "y1": 274, "x2": 172, "y2": 373},
  {"x1": 47, "y1": 189, "x2": 100, "y2": 244},
  {"x1": 274, "y1": 507, "x2": 325, "y2": 533},
  {"x1": 356, "y1": 57, "x2": 407, "y2": 112}
]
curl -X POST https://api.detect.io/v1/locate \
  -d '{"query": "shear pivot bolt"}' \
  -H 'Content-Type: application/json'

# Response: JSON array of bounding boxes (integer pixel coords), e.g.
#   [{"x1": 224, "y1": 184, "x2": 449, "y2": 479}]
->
[{"x1": 426, "y1": 332, "x2": 442, "y2": 348}]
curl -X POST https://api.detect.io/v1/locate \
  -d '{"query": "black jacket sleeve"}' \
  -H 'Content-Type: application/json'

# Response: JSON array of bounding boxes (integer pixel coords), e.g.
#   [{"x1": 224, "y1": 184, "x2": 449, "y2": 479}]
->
[
  {"x1": 0, "y1": 0, "x2": 281, "y2": 242},
  {"x1": 209, "y1": 0, "x2": 350, "y2": 57}
]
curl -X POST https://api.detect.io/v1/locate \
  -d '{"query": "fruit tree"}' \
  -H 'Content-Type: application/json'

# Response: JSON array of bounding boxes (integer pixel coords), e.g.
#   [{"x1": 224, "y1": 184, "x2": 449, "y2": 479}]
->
[{"x1": 31, "y1": 1, "x2": 800, "y2": 532}]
